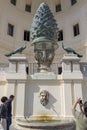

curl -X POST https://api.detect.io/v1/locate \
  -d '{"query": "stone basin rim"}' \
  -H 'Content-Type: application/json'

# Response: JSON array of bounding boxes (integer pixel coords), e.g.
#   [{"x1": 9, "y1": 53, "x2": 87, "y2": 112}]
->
[{"x1": 16, "y1": 118, "x2": 75, "y2": 128}]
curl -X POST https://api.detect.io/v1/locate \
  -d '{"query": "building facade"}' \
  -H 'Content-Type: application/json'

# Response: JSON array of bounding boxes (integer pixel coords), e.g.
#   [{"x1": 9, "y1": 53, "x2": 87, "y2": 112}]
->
[
  {"x1": 0, "y1": 0, "x2": 87, "y2": 64},
  {"x1": 0, "y1": 0, "x2": 87, "y2": 120}
]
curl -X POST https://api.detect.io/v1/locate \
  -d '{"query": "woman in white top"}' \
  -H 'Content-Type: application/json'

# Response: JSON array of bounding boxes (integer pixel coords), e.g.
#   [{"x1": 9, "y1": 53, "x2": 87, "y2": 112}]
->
[{"x1": 72, "y1": 98, "x2": 87, "y2": 130}]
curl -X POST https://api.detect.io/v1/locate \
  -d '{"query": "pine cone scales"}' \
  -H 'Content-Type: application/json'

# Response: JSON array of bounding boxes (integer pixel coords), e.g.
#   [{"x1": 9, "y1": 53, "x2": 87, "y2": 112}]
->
[{"x1": 31, "y1": 3, "x2": 59, "y2": 44}]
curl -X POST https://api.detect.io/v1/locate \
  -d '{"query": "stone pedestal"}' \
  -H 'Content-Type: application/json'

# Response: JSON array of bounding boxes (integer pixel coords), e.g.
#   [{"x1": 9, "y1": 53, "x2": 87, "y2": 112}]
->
[
  {"x1": 8, "y1": 54, "x2": 27, "y2": 73},
  {"x1": 62, "y1": 54, "x2": 82, "y2": 78},
  {"x1": 6, "y1": 54, "x2": 27, "y2": 117},
  {"x1": 61, "y1": 54, "x2": 83, "y2": 116},
  {"x1": 31, "y1": 72, "x2": 57, "y2": 79},
  {"x1": 4, "y1": 53, "x2": 83, "y2": 118},
  {"x1": 3, "y1": 53, "x2": 83, "y2": 130}
]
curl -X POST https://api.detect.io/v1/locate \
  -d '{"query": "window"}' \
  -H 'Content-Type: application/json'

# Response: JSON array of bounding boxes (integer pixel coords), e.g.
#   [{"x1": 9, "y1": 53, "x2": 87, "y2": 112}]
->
[
  {"x1": 24, "y1": 30, "x2": 30, "y2": 41},
  {"x1": 26, "y1": 67, "x2": 29, "y2": 74},
  {"x1": 73, "y1": 23, "x2": 80, "y2": 36},
  {"x1": 56, "y1": 4, "x2": 61, "y2": 12},
  {"x1": 7, "y1": 23, "x2": 14, "y2": 36},
  {"x1": 10, "y1": 0, "x2": 16, "y2": 6},
  {"x1": 25, "y1": 4, "x2": 31, "y2": 12},
  {"x1": 58, "y1": 67, "x2": 62, "y2": 74},
  {"x1": 71, "y1": 0, "x2": 77, "y2": 5},
  {"x1": 58, "y1": 30, "x2": 63, "y2": 41}
]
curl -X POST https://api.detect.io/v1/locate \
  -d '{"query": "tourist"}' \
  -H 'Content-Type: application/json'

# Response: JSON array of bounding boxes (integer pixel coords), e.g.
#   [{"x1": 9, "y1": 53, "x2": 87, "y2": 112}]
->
[
  {"x1": 6, "y1": 95, "x2": 15, "y2": 130},
  {"x1": 0, "y1": 96, "x2": 8, "y2": 130},
  {"x1": 72, "y1": 98, "x2": 87, "y2": 130}
]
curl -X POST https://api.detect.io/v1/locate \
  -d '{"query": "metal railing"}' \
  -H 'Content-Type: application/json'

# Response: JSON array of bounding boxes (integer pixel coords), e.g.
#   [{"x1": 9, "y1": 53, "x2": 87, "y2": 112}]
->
[
  {"x1": 0, "y1": 62, "x2": 87, "y2": 77},
  {"x1": 27, "y1": 63, "x2": 61, "y2": 75}
]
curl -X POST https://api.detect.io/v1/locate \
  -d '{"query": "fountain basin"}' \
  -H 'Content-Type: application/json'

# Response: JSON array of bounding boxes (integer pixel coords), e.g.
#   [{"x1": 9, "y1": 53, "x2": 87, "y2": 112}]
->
[{"x1": 15, "y1": 118, "x2": 76, "y2": 130}]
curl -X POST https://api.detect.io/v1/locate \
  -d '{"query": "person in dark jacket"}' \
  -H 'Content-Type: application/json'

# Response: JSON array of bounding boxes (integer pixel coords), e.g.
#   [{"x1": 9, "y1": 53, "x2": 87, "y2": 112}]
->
[
  {"x1": 6, "y1": 95, "x2": 14, "y2": 130},
  {"x1": 0, "y1": 96, "x2": 8, "y2": 130}
]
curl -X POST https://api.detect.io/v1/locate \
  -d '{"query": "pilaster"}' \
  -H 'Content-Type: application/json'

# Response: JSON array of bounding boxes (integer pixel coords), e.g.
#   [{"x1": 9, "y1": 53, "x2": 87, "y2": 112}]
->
[{"x1": 6, "y1": 54, "x2": 27, "y2": 117}]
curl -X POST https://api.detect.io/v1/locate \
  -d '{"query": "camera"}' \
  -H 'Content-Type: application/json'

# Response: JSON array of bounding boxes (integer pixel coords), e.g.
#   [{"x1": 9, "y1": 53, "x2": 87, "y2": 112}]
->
[{"x1": 79, "y1": 100, "x2": 82, "y2": 104}]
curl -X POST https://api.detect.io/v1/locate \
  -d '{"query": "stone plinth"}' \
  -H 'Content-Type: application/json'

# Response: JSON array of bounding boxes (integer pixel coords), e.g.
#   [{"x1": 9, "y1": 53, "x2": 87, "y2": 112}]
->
[
  {"x1": 62, "y1": 54, "x2": 83, "y2": 79},
  {"x1": 8, "y1": 54, "x2": 27, "y2": 73},
  {"x1": 30, "y1": 72, "x2": 57, "y2": 79}
]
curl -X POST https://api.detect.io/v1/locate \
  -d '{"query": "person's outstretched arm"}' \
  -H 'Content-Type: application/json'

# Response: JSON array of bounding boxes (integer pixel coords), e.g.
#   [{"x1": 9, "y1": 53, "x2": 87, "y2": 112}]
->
[
  {"x1": 72, "y1": 98, "x2": 81, "y2": 118},
  {"x1": 72, "y1": 98, "x2": 81, "y2": 110},
  {"x1": 72, "y1": 98, "x2": 84, "y2": 119}
]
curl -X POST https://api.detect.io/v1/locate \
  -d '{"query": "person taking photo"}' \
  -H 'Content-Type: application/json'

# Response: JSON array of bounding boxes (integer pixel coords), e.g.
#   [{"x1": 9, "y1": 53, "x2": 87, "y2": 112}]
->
[{"x1": 72, "y1": 98, "x2": 87, "y2": 130}]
